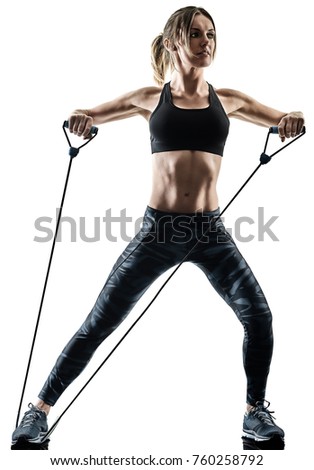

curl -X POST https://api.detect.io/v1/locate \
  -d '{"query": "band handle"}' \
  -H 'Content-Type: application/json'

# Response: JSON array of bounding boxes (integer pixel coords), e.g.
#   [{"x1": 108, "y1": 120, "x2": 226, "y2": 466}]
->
[
  {"x1": 63, "y1": 120, "x2": 98, "y2": 135},
  {"x1": 62, "y1": 121, "x2": 99, "y2": 158},
  {"x1": 269, "y1": 125, "x2": 306, "y2": 134}
]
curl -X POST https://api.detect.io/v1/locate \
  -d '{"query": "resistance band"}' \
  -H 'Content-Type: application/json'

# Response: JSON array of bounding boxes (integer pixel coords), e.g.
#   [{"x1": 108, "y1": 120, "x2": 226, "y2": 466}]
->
[
  {"x1": 15, "y1": 122, "x2": 98, "y2": 429},
  {"x1": 15, "y1": 123, "x2": 306, "y2": 441}
]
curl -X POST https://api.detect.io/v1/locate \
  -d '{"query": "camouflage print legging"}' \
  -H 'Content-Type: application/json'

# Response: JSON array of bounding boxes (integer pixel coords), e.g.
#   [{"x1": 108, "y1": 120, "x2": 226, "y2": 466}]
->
[{"x1": 39, "y1": 205, "x2": 273, "y2": 406}]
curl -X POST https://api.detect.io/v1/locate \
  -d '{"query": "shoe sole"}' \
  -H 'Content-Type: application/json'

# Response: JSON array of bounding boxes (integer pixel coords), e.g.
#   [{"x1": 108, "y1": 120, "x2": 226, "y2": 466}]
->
[
  {"x1": 11, "y1": 437, "x2": 50, "y2": 450},
  {"x1": 242, "y1": 429, "x2": 284, "y2": 442},
  {"x1": 12, "y1": 431, "x2": 48, "y2": 446},
  {"x1": 242, "y1": 435, "x2": 285, "y2": 450}
]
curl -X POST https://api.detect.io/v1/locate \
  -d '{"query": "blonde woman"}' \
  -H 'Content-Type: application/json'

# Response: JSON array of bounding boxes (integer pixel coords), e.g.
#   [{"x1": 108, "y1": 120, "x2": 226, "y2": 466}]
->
[{"x1": 12, "y1": 6, "x2": 304, "y2": 446}]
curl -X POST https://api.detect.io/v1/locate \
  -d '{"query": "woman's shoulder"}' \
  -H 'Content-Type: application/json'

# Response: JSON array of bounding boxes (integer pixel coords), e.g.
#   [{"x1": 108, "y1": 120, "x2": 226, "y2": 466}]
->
[
  {"x1": 214, "y1": 87, "x2": 247, "y2": 100},
  {"x1": 130, "y1": 86, "x2": 163, "y2": 113},
  {"x1": 115, "y1": 85, "x2": 162, "y2": 103},
  {"x1": 213, "y1": 87, "x2": 253, "y2": 115},
  {"x1": 134, "y1": 85, "x2": 163, "y2": 99}
]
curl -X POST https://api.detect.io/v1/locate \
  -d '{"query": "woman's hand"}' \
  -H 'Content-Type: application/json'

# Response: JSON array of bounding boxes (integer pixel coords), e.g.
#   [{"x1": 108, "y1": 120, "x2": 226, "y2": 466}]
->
[
  {"x1": 277, "y1": 111, "x2": 305, "y2": 142},
  {"x1": 68, "y1": 112, "x2": 94, "y2": 139}
]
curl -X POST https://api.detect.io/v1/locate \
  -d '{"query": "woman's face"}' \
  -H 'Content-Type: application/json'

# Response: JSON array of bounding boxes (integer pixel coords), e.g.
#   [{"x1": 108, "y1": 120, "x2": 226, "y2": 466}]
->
[{"x1": 176, "y1": 14, "x2": 216, "y2": 70}]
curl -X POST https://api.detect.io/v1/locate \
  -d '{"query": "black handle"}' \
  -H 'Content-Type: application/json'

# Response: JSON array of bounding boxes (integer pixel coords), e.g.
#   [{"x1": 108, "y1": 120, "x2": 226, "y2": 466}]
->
[
  {"x1": 270, "y1": 125, "x2": 306, "y2": 134},
  {"x1": 63, "y1": 120, "x2": 98, "y2": 135}
]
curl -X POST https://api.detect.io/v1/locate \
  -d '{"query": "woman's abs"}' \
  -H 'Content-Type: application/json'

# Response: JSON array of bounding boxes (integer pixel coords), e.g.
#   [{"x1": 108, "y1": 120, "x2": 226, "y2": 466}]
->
[{"x1": 149, "y1": 150, "x2": 222, "y2": 213}]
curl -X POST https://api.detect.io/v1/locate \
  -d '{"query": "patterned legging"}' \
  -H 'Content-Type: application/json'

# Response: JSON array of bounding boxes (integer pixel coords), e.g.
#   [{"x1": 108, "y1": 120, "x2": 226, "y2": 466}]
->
[{"x1": 39, "y1": 206, "x2": 273, "y2": 406}]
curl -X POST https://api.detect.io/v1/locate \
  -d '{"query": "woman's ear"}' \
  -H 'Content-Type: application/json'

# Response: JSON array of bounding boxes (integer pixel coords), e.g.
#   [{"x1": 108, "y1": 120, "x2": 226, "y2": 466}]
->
[
  {"x1": 163, "y1": 38, "x2": 170, "y2": 51},
  {"x1": 163, "y1": 38, "x2": 177, "y2": 52}
]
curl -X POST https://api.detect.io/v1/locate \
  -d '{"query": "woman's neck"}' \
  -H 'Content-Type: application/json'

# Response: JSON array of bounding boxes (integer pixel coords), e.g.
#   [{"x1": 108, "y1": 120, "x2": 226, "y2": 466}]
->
[{"x1": 170, "y1": 70, "x2": 208, "y2": 96}]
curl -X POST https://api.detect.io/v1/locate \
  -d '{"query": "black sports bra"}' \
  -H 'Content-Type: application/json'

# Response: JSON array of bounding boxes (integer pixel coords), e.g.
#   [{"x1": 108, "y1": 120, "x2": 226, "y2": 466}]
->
[{"x1": 149, "y1": 82, "x2": 230, "y2": 156}]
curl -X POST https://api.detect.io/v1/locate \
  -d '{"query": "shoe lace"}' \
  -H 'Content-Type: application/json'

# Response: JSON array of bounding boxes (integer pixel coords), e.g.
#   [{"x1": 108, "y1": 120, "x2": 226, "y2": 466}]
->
[
  {"x1": 20, "y1": 403, "x2": 43, "y2": 428},
  {"x1": 252, "y1": 400, "x2": 276, "y2": 426}
]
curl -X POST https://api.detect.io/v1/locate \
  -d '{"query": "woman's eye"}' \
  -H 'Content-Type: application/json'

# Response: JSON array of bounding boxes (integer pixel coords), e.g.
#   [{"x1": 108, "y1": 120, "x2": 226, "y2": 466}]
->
[{"x1": 190, "y1": 31, "x2": 215, "y2": 39}]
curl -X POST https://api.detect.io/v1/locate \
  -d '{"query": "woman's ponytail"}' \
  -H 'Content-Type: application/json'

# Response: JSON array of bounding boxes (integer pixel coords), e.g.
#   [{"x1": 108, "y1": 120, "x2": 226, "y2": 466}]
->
[{"x1": 151, "y1": 33, "x2": 171, "y2": 87}]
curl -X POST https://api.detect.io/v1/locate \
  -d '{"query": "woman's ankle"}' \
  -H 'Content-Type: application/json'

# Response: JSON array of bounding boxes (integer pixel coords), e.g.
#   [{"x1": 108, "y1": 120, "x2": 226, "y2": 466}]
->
[
  {"x1": 246, "y1": 404, "x2": 255, "y2": 413},
  {"x1": 35, "y1": 400, "x2": 51, "y2": 415}
]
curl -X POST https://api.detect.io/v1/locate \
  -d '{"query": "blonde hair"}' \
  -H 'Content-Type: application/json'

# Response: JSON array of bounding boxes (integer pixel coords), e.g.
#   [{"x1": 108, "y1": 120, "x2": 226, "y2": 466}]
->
[{"x1": 151, "y1": 6, "x2": 216, "y2": 87}]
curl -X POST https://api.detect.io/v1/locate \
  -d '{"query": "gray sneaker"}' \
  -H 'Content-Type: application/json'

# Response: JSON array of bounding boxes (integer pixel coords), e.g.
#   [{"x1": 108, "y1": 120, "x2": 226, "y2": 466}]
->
[
  {"x1": 242, "y1": 401, "x2": 285, "y2": 441},
  {"x1": 12, "y1": 403, "x2": 48, "y2": 445}
]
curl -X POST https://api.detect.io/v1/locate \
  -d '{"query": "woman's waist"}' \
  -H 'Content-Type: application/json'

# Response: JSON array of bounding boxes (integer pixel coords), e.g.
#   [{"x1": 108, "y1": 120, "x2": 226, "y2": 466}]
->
[
  {"x1": 141, "y1": 205, "x2": 224, "y2": 244},
  {"x1": 148, "y1": 185, "x2": 219, "y2": 214},
  {"x1": 144, "y1": 204, "x2": 221, "y2": 224}
]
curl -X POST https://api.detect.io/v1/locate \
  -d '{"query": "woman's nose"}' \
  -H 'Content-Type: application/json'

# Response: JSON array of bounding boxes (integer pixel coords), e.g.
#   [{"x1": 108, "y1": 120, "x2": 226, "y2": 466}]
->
[{"x1": 200, "y1": 35, "x2": 210, "y2": 47}]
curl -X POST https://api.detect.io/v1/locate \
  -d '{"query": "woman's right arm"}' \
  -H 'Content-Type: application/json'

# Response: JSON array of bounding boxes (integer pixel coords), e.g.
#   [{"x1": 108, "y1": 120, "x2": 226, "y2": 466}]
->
[{"x1": 68, "y1": 87, "x2": 160, "y2": 138}]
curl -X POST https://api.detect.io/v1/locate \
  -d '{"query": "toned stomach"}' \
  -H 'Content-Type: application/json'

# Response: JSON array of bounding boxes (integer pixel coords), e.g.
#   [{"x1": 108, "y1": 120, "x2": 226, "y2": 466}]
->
[{"x1": 149, "y1": 150, "x2": 222, "y2": 213}]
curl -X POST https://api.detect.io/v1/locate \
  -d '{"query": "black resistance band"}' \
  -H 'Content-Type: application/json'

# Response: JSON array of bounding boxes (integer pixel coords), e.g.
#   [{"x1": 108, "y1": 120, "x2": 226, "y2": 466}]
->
[
  {"x1": 15, "y1": 122, "x2": 98, "y2": 429},
  {"x1": 16, "y1": 123, "x2": 306, "y2": 439}
]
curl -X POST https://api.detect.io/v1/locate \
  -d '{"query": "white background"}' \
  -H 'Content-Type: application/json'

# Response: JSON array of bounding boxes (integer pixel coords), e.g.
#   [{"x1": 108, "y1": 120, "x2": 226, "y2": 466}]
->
[{"x1": 1, "y1": 0, "x2": 312, "y2": 468}]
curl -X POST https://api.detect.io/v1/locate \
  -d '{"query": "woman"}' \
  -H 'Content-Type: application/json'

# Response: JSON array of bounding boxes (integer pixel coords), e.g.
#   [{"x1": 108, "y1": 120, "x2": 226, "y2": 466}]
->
[{"x1": 12, "y1": 6, "x2": 304, "y2": 445}]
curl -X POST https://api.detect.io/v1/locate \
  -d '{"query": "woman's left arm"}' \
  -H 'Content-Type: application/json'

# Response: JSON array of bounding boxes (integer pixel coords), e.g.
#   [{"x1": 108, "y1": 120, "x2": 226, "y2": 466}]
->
[{"x1": 218, "y1": 88, "x2": 305, "y2": 142}]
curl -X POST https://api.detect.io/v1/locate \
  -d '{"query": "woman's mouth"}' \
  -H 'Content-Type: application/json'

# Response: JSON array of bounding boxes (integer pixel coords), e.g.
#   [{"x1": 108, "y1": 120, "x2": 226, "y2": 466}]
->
[{"x1": 197, "y1": 50, "x2": 210, "y2": 57}]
